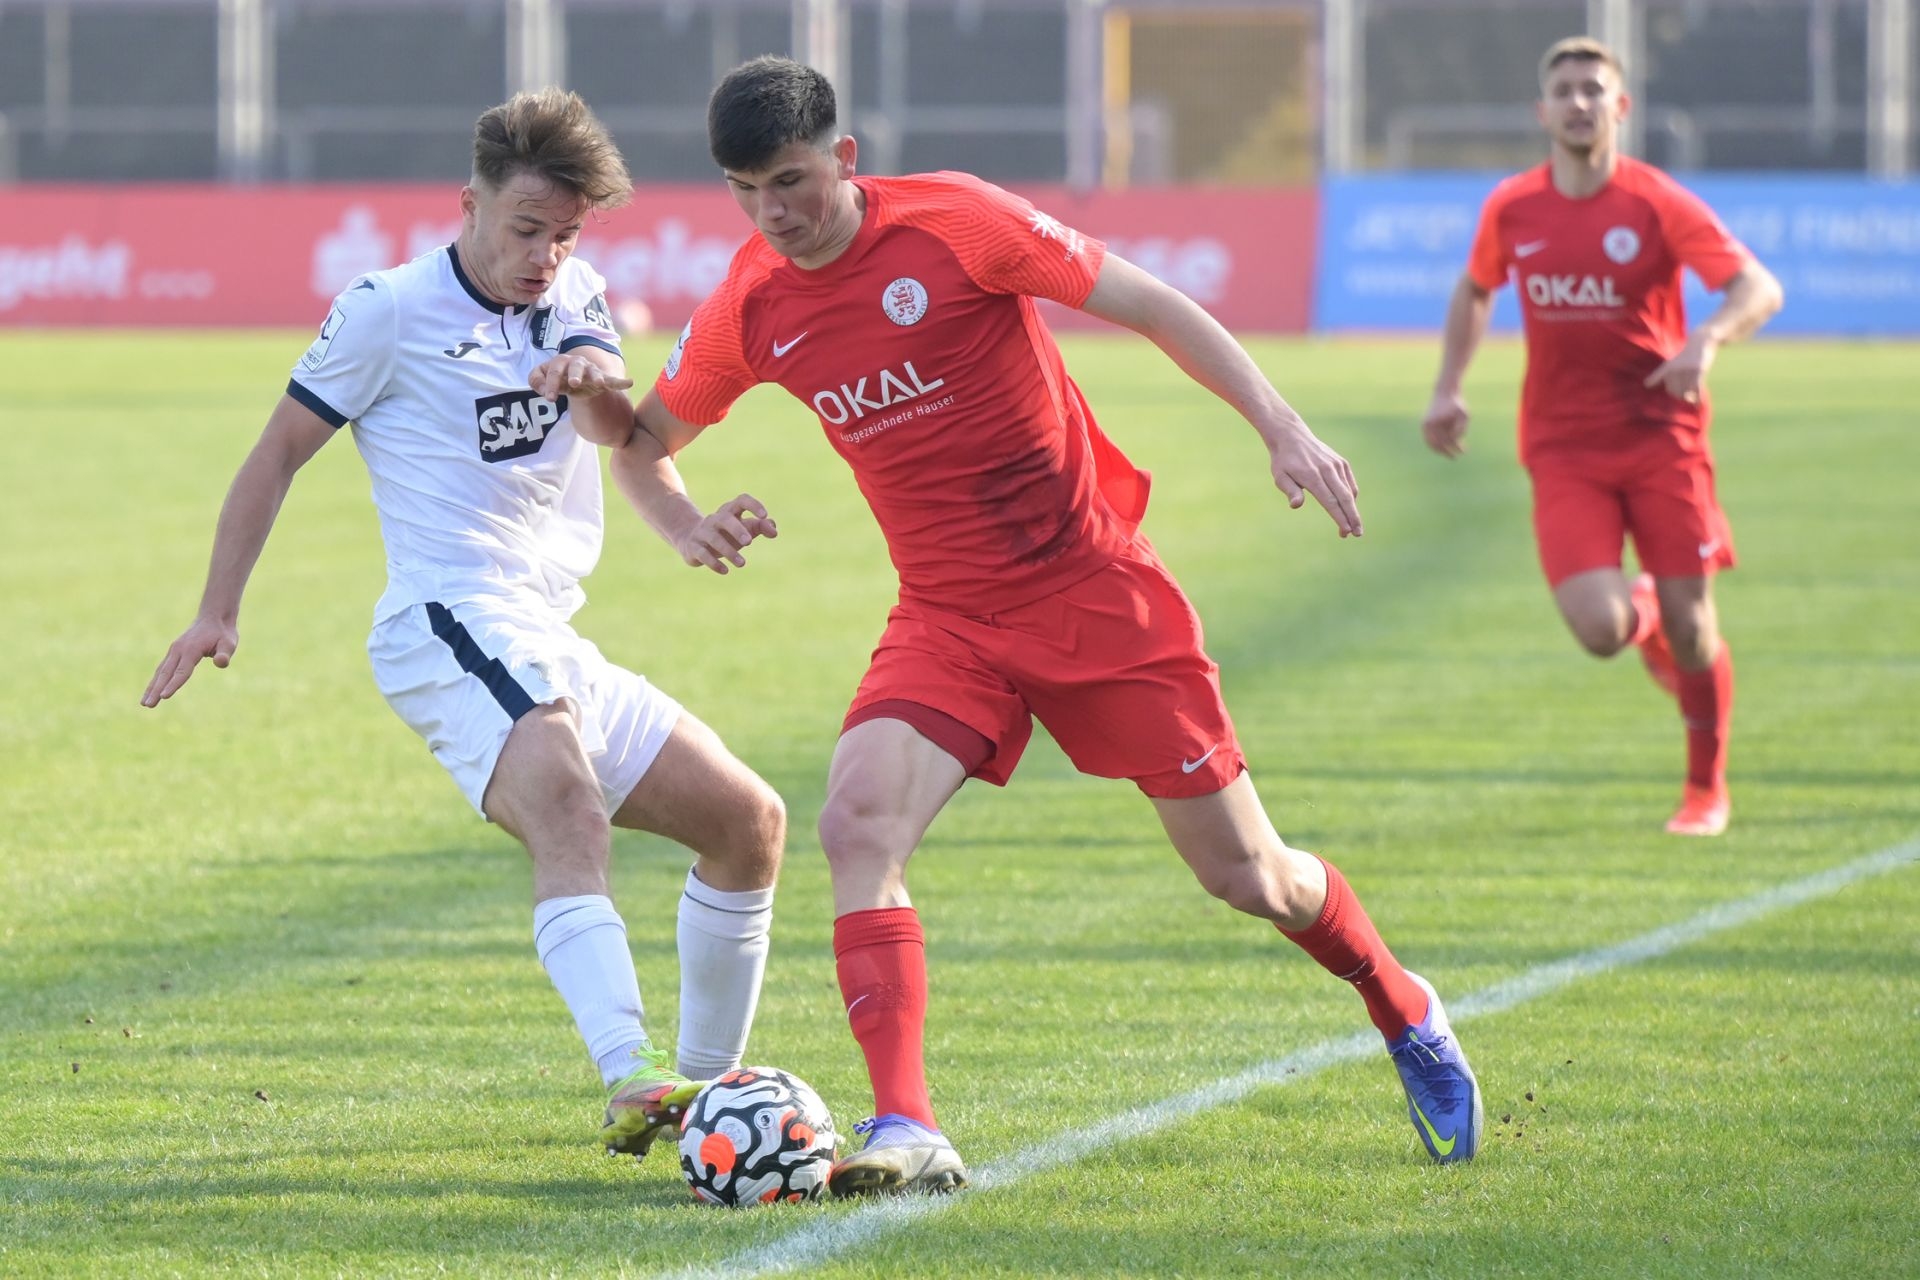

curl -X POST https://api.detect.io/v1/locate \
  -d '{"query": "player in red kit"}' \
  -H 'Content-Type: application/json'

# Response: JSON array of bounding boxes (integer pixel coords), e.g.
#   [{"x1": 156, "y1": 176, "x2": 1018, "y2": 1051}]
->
[
  {"x1": 565, "y1": 56, "x2": 1481, "y2": 1194},
  {"x1": 1422, "y1": 37, "x2": 1783, "y2": 837}
]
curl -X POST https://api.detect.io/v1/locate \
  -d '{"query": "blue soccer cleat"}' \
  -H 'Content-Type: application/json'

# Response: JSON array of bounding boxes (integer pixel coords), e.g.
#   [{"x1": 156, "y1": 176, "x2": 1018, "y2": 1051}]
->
[
  {"x1": 1387, "y1": 973, "x2": 1483, "y2": 1163},
  {"x1": 828, "y1": 1114, "x2": 969, "y2": 1197}
]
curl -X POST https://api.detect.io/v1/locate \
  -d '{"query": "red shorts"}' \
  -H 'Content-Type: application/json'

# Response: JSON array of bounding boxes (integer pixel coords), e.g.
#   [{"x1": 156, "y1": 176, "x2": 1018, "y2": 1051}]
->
[
  {"x1": 1528, "y1": 441, "x2": 1736, "y2": 586},
  {"x1": 842, "y1": 541, "x2": 1244, "y2": 798}
]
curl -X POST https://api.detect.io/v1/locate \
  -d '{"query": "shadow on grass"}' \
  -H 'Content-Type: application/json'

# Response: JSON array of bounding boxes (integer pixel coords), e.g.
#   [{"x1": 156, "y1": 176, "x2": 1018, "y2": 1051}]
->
[
  {"x1": 4, "y1": 836, "x2": 710, "y2": 1038},
  {"x1": 1, "y1": 1152, "x2": 687, "y2": 1207}
]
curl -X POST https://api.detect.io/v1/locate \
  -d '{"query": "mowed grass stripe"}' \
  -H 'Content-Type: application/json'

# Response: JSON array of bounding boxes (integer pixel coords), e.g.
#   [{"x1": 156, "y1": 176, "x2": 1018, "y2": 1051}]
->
[{"x1": 670, "y1": 836, "x2": 1920, "y2": 1280}]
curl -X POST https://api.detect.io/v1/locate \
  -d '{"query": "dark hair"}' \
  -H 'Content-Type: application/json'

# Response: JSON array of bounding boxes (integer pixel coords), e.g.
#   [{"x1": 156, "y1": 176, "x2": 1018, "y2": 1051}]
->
[
  {"x1": 707, "y1": 56, "x2": 838, "y2": 172},
  {"x1": 473, "y1": 88, "x2": 631, "y2": 209}
]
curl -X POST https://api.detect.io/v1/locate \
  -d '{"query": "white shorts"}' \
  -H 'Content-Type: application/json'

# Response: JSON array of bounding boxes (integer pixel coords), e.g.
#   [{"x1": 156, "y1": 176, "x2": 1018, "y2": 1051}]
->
[{"x1": 368, "y1": 597, "x2": 681, "y2": 818}]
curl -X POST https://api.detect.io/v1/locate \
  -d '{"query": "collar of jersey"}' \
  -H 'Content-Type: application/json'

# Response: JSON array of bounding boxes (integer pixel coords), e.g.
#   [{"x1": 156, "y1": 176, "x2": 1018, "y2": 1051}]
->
[{"x1": 447, "y1": 243, "x2": 528, "y2": 316}]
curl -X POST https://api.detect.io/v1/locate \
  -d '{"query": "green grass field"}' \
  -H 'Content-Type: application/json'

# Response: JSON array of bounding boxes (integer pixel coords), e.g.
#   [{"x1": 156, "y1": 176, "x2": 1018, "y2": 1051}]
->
[{"x1": 2, "y1": 331, "x2": 1916, "y2": 1278}]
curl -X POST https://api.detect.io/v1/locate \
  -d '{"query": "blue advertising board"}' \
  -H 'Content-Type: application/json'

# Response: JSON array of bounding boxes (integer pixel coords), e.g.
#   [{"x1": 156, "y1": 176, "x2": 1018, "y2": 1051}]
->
[{"x1": 1315, "y1": 172, "x2": 1920, "y2": 335}]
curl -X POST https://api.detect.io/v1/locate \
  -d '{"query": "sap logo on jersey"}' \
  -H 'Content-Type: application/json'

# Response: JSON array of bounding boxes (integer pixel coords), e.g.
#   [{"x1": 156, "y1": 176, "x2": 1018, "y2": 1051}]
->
[
  {"x1": 476, "y1": 389, "x2": 568, "y2": 461},
  {"x1": 811, "y1": 361, "x2": 946, "y2": 425},
  {"x1": 1523, "y1": 274, "x2": 1626, "y2": 308}
]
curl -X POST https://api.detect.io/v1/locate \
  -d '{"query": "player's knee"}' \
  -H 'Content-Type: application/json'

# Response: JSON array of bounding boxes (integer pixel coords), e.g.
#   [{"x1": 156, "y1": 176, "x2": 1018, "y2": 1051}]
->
[
  {"x1": 1662, "y1": 613, "x2": 1716, "y2": 668},
  {"x1": 817, "y1": 791, "x2": 906, "y2": 873},
  {"x1": 1193, "y1": 852, "x2": 1290, "y2": 922},
  {"x1": 1669, "y1": 629, "x2": 1717, "y2": 669},
  {"x1": 486, "y1": 755, "x2": 603, "y2": 845},
  {"x1": 681, "y1": 773, "x2": 784, "y2": 888},
  {"x1": 1569, "y1": 616, "x2": 1630, "y2": 658},
  {"x1": 735, "y1": 779, "x2": 787, "y2": 881}
]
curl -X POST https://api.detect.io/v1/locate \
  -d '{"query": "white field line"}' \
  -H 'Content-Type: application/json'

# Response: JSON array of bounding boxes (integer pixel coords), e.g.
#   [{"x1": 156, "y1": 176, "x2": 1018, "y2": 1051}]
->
[{"x1": 663, "y1": 837, "x2": 1920, "y2": 1280}]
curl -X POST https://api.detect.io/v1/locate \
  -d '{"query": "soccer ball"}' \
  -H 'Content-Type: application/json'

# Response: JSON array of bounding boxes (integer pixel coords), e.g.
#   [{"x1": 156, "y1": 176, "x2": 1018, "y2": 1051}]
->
[{"x1": 679, "y1": 1066, "x2": 837, "y2": 1206}]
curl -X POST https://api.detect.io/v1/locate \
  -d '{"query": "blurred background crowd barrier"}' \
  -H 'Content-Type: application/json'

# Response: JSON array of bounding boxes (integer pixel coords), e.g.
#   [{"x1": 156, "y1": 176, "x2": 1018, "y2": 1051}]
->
[{"x1": 1, "y1": 0, "x2": 1914, "y2": 332}]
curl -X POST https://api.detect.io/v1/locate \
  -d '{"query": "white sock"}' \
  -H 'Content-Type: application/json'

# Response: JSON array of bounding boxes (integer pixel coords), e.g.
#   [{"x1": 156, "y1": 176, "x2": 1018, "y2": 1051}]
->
[
  {"x1": 674, "y1": 868, "x2": 774, "y2": 1079},
  {"x1": 533, "y1": 894, "x2": 650, "y2": 1086}
]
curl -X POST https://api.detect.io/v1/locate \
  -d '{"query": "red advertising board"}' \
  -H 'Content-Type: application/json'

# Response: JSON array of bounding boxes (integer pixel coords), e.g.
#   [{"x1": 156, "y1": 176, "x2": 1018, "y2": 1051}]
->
[{"x1": 0, "y1": 183, "x2": 1314, "y2": 332}]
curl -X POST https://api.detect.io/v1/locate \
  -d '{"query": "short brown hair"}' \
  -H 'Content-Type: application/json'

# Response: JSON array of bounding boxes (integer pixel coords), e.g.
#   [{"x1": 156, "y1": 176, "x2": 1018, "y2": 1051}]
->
[
  {"x1": 1539, "y1": 36, "x2": 1624, "y2": 86},
  {"x1": 472, "y1": 88, "x2": 631, "y2": 210}
]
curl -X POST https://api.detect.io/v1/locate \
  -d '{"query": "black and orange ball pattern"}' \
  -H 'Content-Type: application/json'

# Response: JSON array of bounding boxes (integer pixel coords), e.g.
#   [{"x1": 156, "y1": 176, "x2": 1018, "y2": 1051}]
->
[{"x1": 679, "y1": 1066, "x2": 837, "y2": 1206}]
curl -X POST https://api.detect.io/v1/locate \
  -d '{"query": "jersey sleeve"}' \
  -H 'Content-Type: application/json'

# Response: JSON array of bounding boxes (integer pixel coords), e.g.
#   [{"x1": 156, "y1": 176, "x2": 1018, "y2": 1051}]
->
[
  {"x1": 1465, "y1": 193, "x2": 1511, "y2": 291},
  {"x1": 555, "y1": 260, "x2": 622, "y2": 358},
  {"x1": 1651, "y1": 181, "x2": 1751, "y2": 291},
  {"x1": 287, "y1": 277, "x2": 397, "y2": 428},
  {"x1": 651, "y1": 279, "x2": 759, "y2": 428},
  {"x1": 930, "y1": 173, "x2": 1107, "y2": 306}
]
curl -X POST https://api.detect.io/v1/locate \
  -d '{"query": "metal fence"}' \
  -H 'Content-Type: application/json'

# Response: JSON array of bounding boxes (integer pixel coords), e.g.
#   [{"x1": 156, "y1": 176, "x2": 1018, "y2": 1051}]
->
[{"x1": 0, "y1": 0, "x2": 1911, "y2": 184}]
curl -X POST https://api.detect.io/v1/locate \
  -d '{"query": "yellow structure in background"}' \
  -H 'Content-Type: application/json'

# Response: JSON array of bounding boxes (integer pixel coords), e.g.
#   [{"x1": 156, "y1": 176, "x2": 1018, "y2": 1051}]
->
[{"x1": 1104, "y1": 6, "x2": 1318, "y2": 188}]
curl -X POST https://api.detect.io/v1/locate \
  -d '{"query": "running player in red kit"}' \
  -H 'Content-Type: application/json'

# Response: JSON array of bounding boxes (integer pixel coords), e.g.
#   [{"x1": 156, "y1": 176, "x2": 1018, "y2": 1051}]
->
[
  {"x1": 1422, "y1": 37, "x2": 1782, "y2": 837},
  {"x1": 565, "y1": 56, "x2": 1481, "y2": 1193}
]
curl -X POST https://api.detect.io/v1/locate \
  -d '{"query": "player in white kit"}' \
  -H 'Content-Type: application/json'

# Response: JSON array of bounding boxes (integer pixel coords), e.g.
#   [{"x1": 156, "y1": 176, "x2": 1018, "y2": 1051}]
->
[{"x1": 142, "y1": 89, "x2": 783, "y2": 1161}]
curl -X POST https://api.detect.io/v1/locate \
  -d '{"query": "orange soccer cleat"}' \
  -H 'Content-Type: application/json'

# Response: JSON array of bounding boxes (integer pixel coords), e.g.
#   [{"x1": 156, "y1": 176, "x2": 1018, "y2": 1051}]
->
[
  {"x1": 1631, "y1": 573, "x2": 1681, "y2": 698},
  {"x1": 1666, "y1": 782, "x2": 1730, "y2": 836}
]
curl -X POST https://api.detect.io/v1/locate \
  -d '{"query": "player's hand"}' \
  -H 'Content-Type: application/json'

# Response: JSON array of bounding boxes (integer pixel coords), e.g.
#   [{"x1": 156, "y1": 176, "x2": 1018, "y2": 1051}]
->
[
  {"x1": 1643, "y1": 335, "x2": 1716, "y2": 404},
  {"x1": 1269, "y1": 422, "x2": 1363, "y2": 538},
  {"x1": 675, "y1": 494, "x2": 778, "y2": 574},
  {"x1": 141, "y1": 617, "x2": 238, "y2": 708},
  {"x1": 529, "y1": 355, "x2": 634, "y2": 402},
  {"x1": 1422, "y1": 389, "x2": 1471, "y2": 458}
]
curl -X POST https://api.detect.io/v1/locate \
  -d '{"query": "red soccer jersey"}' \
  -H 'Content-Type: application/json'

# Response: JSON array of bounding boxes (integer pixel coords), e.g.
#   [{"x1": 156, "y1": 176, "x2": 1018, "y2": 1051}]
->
[
  {"x1": 655, "y1": 172, "x2": 1150, "y2": 615},
  {"x1": 1467, "y1": 156, "x2": 1751, "y2": 464}
]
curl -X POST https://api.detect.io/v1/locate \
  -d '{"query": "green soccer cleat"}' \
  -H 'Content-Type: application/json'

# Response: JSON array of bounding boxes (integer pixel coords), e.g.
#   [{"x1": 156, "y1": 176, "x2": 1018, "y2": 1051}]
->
[{"x1": 600, "y1": 1047, "x2": 706, "y2": 1158}]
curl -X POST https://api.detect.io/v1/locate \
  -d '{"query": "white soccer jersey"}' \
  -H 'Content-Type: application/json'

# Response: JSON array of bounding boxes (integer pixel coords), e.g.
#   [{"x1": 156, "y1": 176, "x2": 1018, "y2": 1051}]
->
[{"x1": 289, "y1": 245, "x2": 622, "y2": 620}]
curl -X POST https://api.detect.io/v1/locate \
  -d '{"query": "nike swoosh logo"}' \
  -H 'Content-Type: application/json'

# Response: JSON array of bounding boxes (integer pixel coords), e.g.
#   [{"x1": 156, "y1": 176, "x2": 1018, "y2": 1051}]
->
[
  {"x1": 845, "y1": 994, "x2": 869, "y2": 1015},
  {"x1": 1181, "y1": 744, "x2": 1219, "y2": 774},
  {"x1": 1698, "y1": 540, "x2": 1720, "y2": 558},
  {"x1": 772, "y1": 332, "x2": 809, "y2": 357},
  {"x1": 1410, "y1": 1099, "x2": 1457, "y2": 1157},
  {"x1": 1515, "y1": 240, "x2": 1549, "y2": 258}
]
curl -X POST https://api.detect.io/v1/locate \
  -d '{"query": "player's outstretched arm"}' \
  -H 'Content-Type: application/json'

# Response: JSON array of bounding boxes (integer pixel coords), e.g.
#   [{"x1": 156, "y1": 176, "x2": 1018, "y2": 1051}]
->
[
  {"x1": 142, "y1": 396, "x2": 336, "y2": 708},
  {"x1": 1423, "y1": 273, "x2": 1494, "y2": 459},
  {"x1": 529, "y1": 350, "x2": 635, "y2": 446},
  {"x1": 1081, "y1": 253, "x2": 1361, "y2": 538},
  {"x1": 607, "y1": 393, "x2": 777, "y2": 575},
  {"x1": 1643, "y1": 261, "x2": 1785, "y2": 404}
]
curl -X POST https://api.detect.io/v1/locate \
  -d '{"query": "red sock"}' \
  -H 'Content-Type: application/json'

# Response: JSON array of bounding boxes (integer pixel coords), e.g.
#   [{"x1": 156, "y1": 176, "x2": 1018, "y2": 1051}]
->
[
  {"x1": 1678, "y1": 643, "x2": 1734, "y2": 790},
  {"x1": 1627, "y1": 584, "x2": 1661, "y2": 647},
  {"x1": 1279, "y1": 858, "x2": 1429, "y2": 1038},
  {"x1": 833, "y1": 907, "x2": 936, "y2": 1128}
]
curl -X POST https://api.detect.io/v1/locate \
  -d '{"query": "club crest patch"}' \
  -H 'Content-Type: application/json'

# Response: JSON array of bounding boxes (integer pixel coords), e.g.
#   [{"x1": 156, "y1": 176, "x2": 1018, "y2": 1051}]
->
[
  {"x1": 881, "y1": 277, "x2": 929, "y2": 326},
  {"x1": 1602, "y1": 226, "x2": 1641, "y2": 264},
  {"x1": 530, "y1": 306, "x2": 557, "y2": 350}
]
